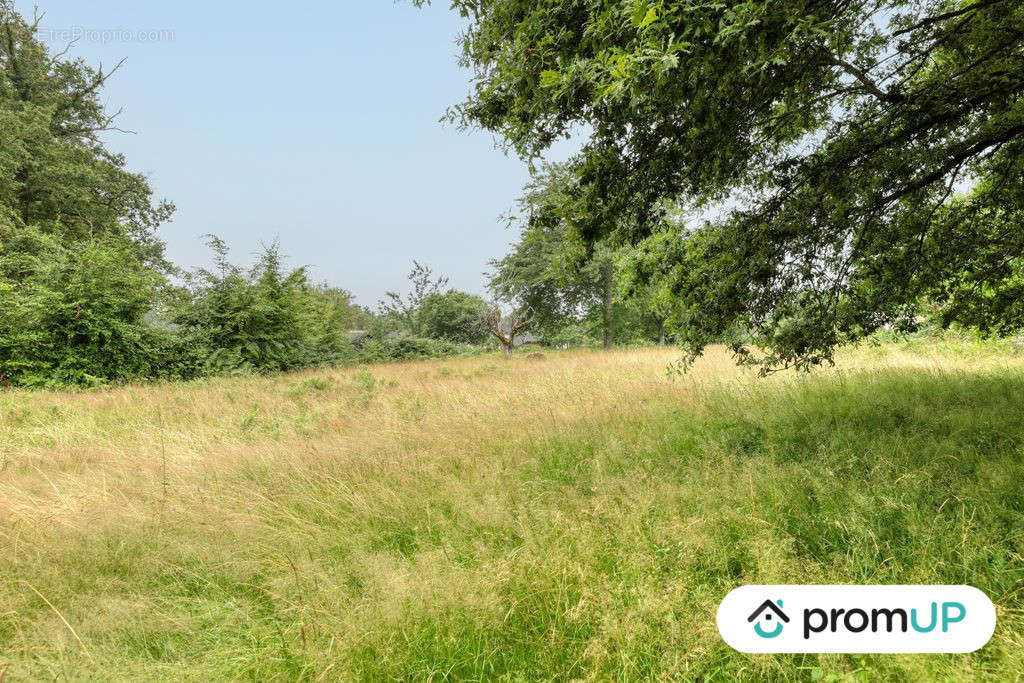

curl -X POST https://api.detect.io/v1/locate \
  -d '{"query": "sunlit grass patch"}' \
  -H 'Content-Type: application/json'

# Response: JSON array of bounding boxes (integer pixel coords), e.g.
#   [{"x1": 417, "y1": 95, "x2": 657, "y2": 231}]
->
[{"x1": 0, "y1": 346, "x2": 1022, "y2": 679}]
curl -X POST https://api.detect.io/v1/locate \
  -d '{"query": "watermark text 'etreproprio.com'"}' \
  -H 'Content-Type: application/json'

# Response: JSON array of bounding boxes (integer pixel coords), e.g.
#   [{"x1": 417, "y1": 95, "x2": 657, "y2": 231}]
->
[{"x1": 38, "y1": 26, "x2": 176, "y2": 45}]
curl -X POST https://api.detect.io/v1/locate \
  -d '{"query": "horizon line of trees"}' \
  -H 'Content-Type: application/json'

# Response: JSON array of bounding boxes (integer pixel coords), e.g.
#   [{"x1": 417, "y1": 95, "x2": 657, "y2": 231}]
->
[
  {"x1": 12, "y1": 0, "x2": 1015, "y2": 388},
  {"x1": 0, "y1": 2, "x2": 681, "y2": 388}
]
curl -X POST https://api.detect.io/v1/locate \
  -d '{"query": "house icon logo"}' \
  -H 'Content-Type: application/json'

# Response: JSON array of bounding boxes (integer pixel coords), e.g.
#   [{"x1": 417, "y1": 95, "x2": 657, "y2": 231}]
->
[{"x1": 748, "y1": 599, "x2": 790, "y2": 638}]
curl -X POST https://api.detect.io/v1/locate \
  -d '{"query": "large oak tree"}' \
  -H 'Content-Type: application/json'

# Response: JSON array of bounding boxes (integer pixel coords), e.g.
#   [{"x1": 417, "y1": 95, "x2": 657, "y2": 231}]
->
[{"x1": 422, "y1": 0, "x2": 1024, "y2": 369}]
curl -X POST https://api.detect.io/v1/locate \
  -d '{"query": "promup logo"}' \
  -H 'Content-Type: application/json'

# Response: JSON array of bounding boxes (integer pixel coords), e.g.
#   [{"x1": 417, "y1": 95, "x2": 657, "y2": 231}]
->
[
  {"x1": 718, "y1": 586, "x2": 996, "y2": 653},
  {"x1": 748, "y1": 599, "x2": 789, "y2": 638}
]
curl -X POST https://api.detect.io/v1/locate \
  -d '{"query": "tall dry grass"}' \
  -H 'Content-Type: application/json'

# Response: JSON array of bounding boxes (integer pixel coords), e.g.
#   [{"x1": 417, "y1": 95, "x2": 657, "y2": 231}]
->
[{"x1": 0, "y1": 344, "x2": 1022, "y2": 680}]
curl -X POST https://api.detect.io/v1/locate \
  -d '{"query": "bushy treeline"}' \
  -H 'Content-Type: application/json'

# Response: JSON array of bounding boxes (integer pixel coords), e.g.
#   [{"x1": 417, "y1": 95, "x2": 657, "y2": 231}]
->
[
  {"x1": 0, "y1": 4, "x2": 673, "y2": 389},
  {"x1": 0, "y1": 227, "x2": 167, "y2": 386},
  {"x1": 0, "y1": 229, "x2": 356, "y2": 387},
  {"x1": 169, "y1": 238, "x2": 357, "y2": 378},
  {"x1": 0, "y1": 5, "x2": 491, "y2": 388},
  {"x1": 169, "y1": 242, "x2": 485, "y2": 379},
  {"x1": 0, "y1": 227, "x2": 487, "y2": 388}
]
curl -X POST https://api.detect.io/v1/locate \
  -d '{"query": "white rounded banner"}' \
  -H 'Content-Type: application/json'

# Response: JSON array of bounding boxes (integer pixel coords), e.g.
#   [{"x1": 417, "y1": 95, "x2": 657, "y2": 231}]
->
[{"x1": 717, "y1": 585, "x2": 996, "y2": 653}]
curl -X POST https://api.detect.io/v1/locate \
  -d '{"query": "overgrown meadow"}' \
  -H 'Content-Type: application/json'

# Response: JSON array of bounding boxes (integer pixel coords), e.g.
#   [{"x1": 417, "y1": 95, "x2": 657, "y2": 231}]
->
[{"x1": 0, "y1": 343, "x2": 1021, "y2": 680}]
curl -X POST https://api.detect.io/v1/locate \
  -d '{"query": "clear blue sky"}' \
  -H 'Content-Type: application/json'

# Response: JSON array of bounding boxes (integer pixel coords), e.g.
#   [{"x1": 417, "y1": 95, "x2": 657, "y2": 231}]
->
[{"x1": 16, "y1": 0, "x2": 577, "y2": 308}]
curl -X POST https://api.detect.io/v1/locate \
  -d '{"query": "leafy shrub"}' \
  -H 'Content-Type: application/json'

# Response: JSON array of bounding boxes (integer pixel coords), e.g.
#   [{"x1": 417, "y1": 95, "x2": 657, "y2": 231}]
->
[
  {"x1": 0, "y1": 227, "x2": 170, "y2": 387},
  {"x1": 171, "y1": 238, "x2": 356, "y2": 377},
  {"x1": 356, "y1": 335, "x2": 466, "y2": 363},
  {"x1": 417, "y1": 291, "x2": 491, "y2": 344}
]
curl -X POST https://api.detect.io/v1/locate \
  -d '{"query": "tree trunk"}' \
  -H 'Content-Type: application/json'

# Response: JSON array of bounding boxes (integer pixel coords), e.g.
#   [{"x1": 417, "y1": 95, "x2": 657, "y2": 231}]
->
[
  {"x1": 503, "y1": 344, "x2": 513, "y2": 359},
  {"x1": 602, "y1": 262, "x2": 613, "y2": 350},
  {"x1": 658, "y1": 318, "x2": 666, "y2": 346}
]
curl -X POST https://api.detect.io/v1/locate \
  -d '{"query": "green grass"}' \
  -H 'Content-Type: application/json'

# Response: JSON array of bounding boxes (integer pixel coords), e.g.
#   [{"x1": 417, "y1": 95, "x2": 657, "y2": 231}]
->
[
  {"x1": 344, "y1": 370, "x2": 1023, "y2": 681},
  {"x1": 0, "y1": 347, "x2": 1021, "y2": 680}
]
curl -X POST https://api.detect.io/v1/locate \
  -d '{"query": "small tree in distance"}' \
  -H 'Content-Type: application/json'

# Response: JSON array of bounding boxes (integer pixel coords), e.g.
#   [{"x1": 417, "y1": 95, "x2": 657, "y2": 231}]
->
[
  {"x1": 418, "y1": 290, "x2": 491, "y2": 344},
  {"x1": 378, "y1": 261, "x2": 448, "y2": 335},
  {"x1": 484, "y1": 306, "x2": 534, "y2": 359}
]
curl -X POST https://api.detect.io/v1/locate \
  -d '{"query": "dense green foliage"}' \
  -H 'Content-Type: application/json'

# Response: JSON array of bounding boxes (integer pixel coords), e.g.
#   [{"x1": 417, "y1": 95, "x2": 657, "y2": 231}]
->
[
  {"x1": 378, "y1": 261, "x2": 450, "y2": 336},
  {"x1": 0, "y1": 3, "x2": 172, "y2": 253},
  {"x1": 416, "y1": 290, "x2": 492, "y2": 344},
  {"x1": 0, "y1": 2, "x2": 177, "y2": 386},
  {"x1": 490, "y1": 164, "x2": 675, "y2": 346},
  {"x1": 374, "y1": 261, "x2": 501, "y2": 353},
  {"x1": 424, "y1": 0, "x2": 1024, "y2": 370},
  {"x1": 0, "y1": 226, "x2": 168, "y2": 387},
  {"x1": 489, "y1": 165, "x2": 594, "y2": 337},
  {"x1": 170, "y1": 239, "x2": 357, "y2": 376}
]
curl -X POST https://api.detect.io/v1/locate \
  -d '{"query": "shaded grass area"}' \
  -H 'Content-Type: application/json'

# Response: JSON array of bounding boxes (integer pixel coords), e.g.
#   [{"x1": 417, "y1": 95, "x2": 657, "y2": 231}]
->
[{"x1": 0, "y1": 350, "x2": 1022, "y2": 680}]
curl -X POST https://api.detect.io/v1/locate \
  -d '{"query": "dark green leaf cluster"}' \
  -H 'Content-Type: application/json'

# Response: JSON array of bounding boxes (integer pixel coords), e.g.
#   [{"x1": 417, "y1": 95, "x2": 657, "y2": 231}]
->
[
  {"x1": 0, "y1": 226, "x2": 167, "y2": 387},
  {"x1": 0, "y1": 2, "x2": 177, "y2": 386},
  {"x1": 169, "y1": 238, "x2": 358, "y2": 377},
  {"x1": 0, "y1": 2, "x2": 173, "y2": 260},
  {"x1": 417, "y1": 290, "x2": 492, "y2": 344},
  {"x1": 489, "y1": 164, "x2": 677, "y2": 346},
  {"x1": 429, "y1": 0, "x2": 1024, "y2": 369}
]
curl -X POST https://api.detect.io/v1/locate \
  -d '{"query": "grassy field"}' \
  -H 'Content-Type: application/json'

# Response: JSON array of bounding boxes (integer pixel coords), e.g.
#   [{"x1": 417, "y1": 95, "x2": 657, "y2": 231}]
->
[{"x1": 0, "y1": 344, "x2": 1022, "y2": 681}]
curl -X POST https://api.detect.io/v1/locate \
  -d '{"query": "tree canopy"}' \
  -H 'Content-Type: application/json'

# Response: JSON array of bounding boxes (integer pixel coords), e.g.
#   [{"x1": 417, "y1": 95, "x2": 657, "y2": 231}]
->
[
  {"x1": 488, "y1": 164, "x2": 594, "y2": 337},
  {"x1": 490, "y1": 164, "x2": 679, "y2": 347},
  {"x1": 0, "y1": 2, "x2": 173, "y2": 260},
  {"x1": 378, "y1": 261, "x2": 450, "y2": 335},
  {"x1": 0, "y1": 2, "x2": 176, "y2": 385},
  {"x1": 418, "y1": 290, "x2": 492, "y2": 344},
  {"x1": 422, "y1": 0, "x2": 1024, "y2": 369}
]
